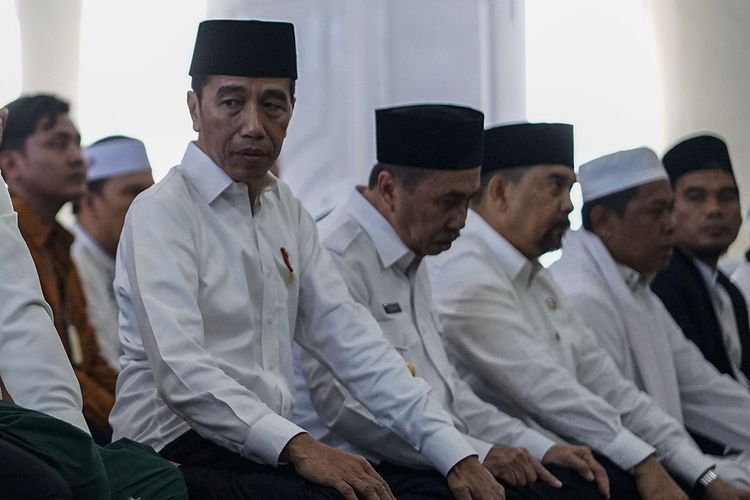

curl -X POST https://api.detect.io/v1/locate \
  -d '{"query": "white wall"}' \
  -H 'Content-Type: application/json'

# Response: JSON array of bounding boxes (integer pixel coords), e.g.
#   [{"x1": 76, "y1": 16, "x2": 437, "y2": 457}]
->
[
  {"x1": 650, "y1": 0, "x2": 750, "y2": 263},
  {"x1": 209, "y1": 0, "x2": 526, "y2": 217}
]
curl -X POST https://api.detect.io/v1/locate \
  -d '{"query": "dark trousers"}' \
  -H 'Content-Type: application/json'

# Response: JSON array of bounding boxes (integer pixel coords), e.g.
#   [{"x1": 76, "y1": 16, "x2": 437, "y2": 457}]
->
[
  {"x1": 535, "y1": 454, "x2": 639, "y2": 500},
  {"x1": 373, "y1": 458, "x2": 626, "y2": 500},
  {"x1": 160, "y1": 430, "x2": 345, "y2": 500},
  {"x1": 0, "y1": 437, "x2": 73, "y2": 500}
]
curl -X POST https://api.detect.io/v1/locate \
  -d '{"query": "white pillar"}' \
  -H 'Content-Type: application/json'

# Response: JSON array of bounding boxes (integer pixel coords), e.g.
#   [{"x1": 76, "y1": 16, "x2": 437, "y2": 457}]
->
[
  {"x1": 15, "y1": 0, "x2": 82, "y2": 109},
  {"x1": 650, "y1": 0, "x2": 750, "y2": 262}
]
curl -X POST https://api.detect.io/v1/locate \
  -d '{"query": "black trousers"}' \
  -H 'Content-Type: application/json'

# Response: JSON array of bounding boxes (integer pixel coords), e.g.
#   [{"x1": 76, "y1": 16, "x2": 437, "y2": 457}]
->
[
  {"x1": 161, "y1": 430, "x2": 643, "y2": 499},
  {"x1": 0, "y1": 437, "x2": 73, "y2": 500},
  {"x1": 160, "y1": 430, "x2": 345, "y2": 500},
  {"x1": 372, "y1": 458, "x2": 631, "y2": 500}
]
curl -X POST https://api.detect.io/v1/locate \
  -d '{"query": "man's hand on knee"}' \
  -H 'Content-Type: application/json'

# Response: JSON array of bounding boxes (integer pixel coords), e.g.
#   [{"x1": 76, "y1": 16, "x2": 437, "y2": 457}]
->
[
  {"x1": 448, "y1": 455, "x2": 506, "y2": 500},
  {"x1": 280, "y1": 433, "x2": 395, "y2": 500},
  {"x1": 484, "y1": 445, "x2": 561, "y2": 488}
]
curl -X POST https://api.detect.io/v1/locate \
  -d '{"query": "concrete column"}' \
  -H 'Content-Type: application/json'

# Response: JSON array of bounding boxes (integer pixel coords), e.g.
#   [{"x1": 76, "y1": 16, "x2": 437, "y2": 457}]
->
[
  {"x1": 15, "y1": 0, "x2": 82, "y2": 109},
  {"x1": 650, "y1": 0, "x2": 750, "y2": 262}
]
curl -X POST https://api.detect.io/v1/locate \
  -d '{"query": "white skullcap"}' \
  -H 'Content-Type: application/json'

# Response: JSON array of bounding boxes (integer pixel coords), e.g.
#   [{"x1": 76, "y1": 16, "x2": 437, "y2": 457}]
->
[
  {"x1": 579, "y1": 147, "x2": 667, "y2": 203},
  {"x1": 84, "y1": 137, "x2": 152, "y2": 182}
]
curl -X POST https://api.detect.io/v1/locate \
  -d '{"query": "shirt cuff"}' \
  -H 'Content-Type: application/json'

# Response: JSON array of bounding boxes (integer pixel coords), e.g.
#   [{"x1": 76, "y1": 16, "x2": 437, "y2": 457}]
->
[
  {"x1": 243, "y1": 412, "x2": 307, "y2": 466},
  {"x1": 600, "y1": 428, "x2": 655, "y2": 471},
  {"x1": 463, "y1": 434, "x2": 493, "y2": 462},
  {"x1": 663, "y1": 445, "x2": 715, "y2": 485},
  {"x1": 515, "y1": 429, "x2": 556, "y2": 461},
  {"x1": 420, "y1": 425, "x2": 477, "y2": 476}
]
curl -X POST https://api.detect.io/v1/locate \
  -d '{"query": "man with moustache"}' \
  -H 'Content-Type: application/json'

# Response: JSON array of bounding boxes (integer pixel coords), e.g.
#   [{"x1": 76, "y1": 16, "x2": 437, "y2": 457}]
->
[
  {"x1": 652, "y1": 135, "x2": 750, "y2": 391},
  {"x1": 431, "y1": 122, "x2": 739, "y2": 500},
  {"x1": 295, "y1": 105, "x2": 610, "y2": 500},
  {"x1": 551, "y1": 147, "x2": 750, "y2": 498},
  {"x1": 111, "y1": 19, "x2": 504, "y2": 500}
]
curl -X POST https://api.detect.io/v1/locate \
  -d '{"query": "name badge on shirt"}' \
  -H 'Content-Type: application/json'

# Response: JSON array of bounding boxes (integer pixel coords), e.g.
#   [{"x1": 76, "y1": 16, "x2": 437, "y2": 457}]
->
[{"x1": 383, "y1": 302, "x2": 402, "y2": 314}]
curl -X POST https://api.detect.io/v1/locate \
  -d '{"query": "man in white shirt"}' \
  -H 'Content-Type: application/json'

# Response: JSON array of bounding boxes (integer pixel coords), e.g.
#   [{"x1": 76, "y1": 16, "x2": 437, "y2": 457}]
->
[
  {"x1": 430, "y1": 122, "x2": 744, "y2": 500},
  {"x1": 651, "y1": 135, "x2": 750, "y2": 395},
  {"x1": 111, "y1": 19, "x2": 502, "y2": 500},
  {"x1": 72, "y1": 135, "x2": 154, "y2": 370},
  {"x1": 296, "y1": 104, "x2": 611, "y2": 499},
  {"x1": 551, "y1": 147, "x2": 750, "y2": 496}
]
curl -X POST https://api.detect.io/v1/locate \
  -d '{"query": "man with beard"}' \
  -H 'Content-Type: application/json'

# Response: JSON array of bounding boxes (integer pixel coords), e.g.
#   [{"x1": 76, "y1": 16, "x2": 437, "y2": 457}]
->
[
  {"x1": 431, "y1": 122, "x2": 736, "y2": 500},
  {"x1": 111, "y1": 19, "x2": 505, "y2": 500},
  {"x1": 651, "y1": 135, "x2": 750, "y2": 392},
  {"x1": 295, "y1": 105, "x2": 610, "y2": 500},
  {"x1": 550, "y1": 147, "x2": 750, "y2": 498}
]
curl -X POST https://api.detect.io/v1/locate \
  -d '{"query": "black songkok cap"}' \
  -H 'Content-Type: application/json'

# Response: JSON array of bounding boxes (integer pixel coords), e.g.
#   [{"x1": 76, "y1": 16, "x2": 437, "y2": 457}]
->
[
  {"x1": 189, "y1": 20, "x2": 297, "y2": 79},
  {"x1": 662, "y1": 134, "x2": 734, "y2": 182},
  {"x1": 376, "y1": 104, "x2": 484, "y2": 170},
  {"x1": 482, "y1": 122, "x2": 574, "y2": 174}
]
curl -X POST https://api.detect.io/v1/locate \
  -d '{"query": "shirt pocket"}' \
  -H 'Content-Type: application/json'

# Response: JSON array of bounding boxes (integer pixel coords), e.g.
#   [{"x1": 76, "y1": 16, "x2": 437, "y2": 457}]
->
[{"x1": 377, "y1": 316, "x2": 418, "y2": 354}]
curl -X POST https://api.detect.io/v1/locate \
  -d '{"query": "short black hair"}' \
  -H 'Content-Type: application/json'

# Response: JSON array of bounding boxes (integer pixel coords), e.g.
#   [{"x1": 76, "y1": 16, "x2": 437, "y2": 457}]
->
[
  {"x1": 473, "y1": 165, "x2": 530, "y2": 204},
  {"x1": 367, "y1": 162, "x2": 434, "y2": 193},
  {"x1": 190, "y1": 74, "x2": 296, "y2": 103},
  {"x1": 1, "y1": 94, "x2": 70, "y2": 152},
  {"x1": 581, "y1": 185, "x2": 640, "y2": 231}
]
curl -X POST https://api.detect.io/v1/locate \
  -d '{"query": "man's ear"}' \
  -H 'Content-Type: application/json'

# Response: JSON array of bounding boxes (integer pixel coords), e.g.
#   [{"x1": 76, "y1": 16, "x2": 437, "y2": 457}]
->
[
  {"x1": 78, "y1": 191, "x2": 99, "y2": 217},
  {"x1": 589, "y1": 204, "x2": 613, "y2": 237},
  {"x1": 487, "y1": 174, "x2": 511, "y2": 211},
  {"x1": 187, "y1": 91, "x2": 201, "y2": 133},
  {"x1": 377, "y1": 170, "x2": 399, "y2": 213},
  {"x1": 0, "y1": 150, "x2": 23, "y2": 185}
]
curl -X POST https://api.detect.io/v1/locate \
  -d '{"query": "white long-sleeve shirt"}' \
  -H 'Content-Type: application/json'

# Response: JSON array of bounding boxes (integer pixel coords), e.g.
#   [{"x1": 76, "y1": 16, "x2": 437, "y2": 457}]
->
[
  {"x1": 552, "y1": 229, "x2": 750, "y2": 456},
  {"x1": 430, "y1": 209, "x2": 714, "y2": 483},
  {"x1": 0, "y1": 180, "x2": 88, "y2": 432},
  {"x1": 110, "y1": 144, "x2": 474, "y2": 474},
  {"x1": 71, "y1": 222, "x2": 121, "y2": 371},
  {"x1": 294, "y1": 189, "x2": 555, "y2": 469}
]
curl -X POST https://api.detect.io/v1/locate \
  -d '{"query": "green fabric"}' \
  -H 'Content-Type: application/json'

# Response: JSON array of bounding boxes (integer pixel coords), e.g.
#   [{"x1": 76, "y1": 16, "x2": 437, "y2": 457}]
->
[
  {"x1": 0, "y1": 401, "x2": 109, "y2": 500},
  {"x1": 100, "y1": 438, "x2": 187, "y2": 500},
  {"x1": 0, "y1": 401, "x2": 187, "y2": 500}
]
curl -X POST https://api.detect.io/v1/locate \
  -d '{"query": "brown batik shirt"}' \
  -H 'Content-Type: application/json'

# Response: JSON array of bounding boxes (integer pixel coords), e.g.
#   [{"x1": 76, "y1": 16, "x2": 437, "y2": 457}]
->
[{"x1": 12, "y1": 195, "x2": 117, "y2": 428}]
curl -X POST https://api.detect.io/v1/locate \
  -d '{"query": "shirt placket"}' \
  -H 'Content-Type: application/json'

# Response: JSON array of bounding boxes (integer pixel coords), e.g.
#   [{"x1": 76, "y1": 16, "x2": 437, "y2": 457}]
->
[
  {"x1": 254, "y1": 225, "x2": 281, "y2": 373},
  {"x1": 410, "y1": 265, "x2": 457, "y2": 414}
]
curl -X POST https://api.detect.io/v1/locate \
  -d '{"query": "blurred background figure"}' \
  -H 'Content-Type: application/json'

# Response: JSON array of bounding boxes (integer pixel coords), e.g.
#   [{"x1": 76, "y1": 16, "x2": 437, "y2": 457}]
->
[{"x1": 72, "y1": 135, "x2": 154, "y2": 371}]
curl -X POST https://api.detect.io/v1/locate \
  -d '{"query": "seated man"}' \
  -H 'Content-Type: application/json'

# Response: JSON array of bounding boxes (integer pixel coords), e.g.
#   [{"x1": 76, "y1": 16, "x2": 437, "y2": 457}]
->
[
  {"x1": 0, "y1": 93, "x2": 118, "y2": 443},
  {"x1": 295, "y1": 104, "x2": 610, "y2": 499},
  {"x1": 111, "y1": 19, "x2": 502, "y2": 500},
  {"x1": 430, "y1": 122, "x2": 745, "y2": 500},
  {"x1": 651, "y1": 135, "x2": 750, "y2": 389},
  {"x1": 551, "y1": 146, "x2": 750, "y2": 491},
  {"x1": 72, "y1": 135, "x2": 154, "y2": 370},
  {"x1": 0, "y1": 107, "x2": 186, "y2": 500}
]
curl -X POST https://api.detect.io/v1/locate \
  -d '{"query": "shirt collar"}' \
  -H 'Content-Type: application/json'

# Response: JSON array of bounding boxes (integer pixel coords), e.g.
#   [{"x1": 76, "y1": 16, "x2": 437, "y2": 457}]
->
[
  {"x1": 11, "y1": 194, "x2": 71, "y2": 248},
  {"x1": 465, "y1": 209, "x2": 541, "y2": 287},
  {"x1": 180, "y1": 142, "x2": 279, "y2": 205},
  {"x1": 343, "y1": 188, "x2": 416, "y2": 272},
  {"x1": 71, "y1": 221, "x2": 115, "y2": 267},
  {"x1": 616, "y1": 263, "x2": 650, "y2": 291},
  {"x1": 693, "y1": 256, "x2": 718, "y2": 289}
]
